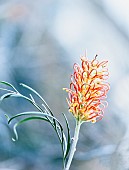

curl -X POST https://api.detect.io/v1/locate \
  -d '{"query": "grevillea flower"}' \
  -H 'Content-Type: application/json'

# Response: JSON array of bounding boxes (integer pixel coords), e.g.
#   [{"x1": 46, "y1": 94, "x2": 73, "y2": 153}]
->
[{"x1": 64, "y1": 55, "x2": 110, "y2": 123}]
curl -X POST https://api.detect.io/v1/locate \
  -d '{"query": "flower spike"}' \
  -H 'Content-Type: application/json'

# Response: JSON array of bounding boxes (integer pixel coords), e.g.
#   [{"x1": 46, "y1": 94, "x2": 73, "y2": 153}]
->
[{"x1": 64, "y1": 55, "x2": 110, "y2": 123}]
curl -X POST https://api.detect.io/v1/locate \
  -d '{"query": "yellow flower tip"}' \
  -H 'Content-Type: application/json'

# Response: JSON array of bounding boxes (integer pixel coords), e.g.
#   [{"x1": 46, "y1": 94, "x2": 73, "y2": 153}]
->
[
  {"x1": 69, "y1": 109, "x2": 73, "y2": 113},
  {"x1": 63, "y1": 88, "x2": 69, "y2": 92},
  {"x1": 91, "y1": 119, "x2": 96, "y2": 123}
]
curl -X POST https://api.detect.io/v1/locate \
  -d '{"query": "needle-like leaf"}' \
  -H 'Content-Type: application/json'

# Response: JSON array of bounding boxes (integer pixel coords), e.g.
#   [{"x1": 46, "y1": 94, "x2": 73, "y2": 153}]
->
[
  {"x1": 12, "y1": 116, "x2": 49, "y2": 141},
  {"x1": 62, "y1": 113, "x2": 71, "y2": 160},
  {"x1": 0, "y1": 81, "x2": 18, "y2": 92}
]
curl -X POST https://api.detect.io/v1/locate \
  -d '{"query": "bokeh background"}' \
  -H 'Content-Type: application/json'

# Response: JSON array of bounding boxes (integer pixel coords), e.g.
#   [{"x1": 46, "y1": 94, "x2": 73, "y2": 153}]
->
[{"x1": 0, "y1": 0, "x2": 129, "y2": 170}]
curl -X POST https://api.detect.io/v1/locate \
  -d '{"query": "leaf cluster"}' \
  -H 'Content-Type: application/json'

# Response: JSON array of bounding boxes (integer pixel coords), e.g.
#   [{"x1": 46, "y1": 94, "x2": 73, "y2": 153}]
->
[{"x1": 0, "y1": 81, "x2": 71, "y2": 168}]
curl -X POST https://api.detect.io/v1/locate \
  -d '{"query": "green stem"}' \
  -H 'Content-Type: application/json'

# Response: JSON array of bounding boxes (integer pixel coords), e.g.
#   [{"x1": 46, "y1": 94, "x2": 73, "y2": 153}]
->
[{"x1": 65, "y1": 120, "x2": 82, "y2": 170}]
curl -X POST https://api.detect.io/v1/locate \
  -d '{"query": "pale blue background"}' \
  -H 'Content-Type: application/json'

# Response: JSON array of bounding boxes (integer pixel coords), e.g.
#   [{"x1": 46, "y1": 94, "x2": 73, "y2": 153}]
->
[{"x1": 0, "y1": 0, "x2": 128, "y2": 170}]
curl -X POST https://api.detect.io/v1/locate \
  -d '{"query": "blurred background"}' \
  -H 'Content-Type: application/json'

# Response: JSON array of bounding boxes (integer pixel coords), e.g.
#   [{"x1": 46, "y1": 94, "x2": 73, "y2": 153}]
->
[{"x1": 0, "y1": 0, "x2": 129, "y2": 169}]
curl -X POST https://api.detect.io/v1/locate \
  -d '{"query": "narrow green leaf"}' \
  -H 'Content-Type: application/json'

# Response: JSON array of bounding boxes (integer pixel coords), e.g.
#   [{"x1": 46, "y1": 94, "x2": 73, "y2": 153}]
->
[
  {"x1": 0, "y1": 88, "x2": 14, "y2": 93},
  {"x1": 8, "y1": 111, "x2": 60, "y2": 125},
  {"x1": 29, "y1": 94, "x2": 35, "y2": 103},
  {"x1": 12, "y1": 123, "x2": 18, "y2": 141},
  {"x1": 58, "y1": 123, "x2": 65, "y2": 158},
  {"x1": 8, "y1": 111, "x2": 67, "y2": 161},
  {"x1": 20, "y1": 83, "x2": 57, "y2": 131},
  {"x1": 63, "y1": 133, "x2": 67, "y2": 156},
  {"x1": 12, "y1": 116, "x2": 49, "y2": 141},
  {"x1": 19, "y1": 94, "x2": 43, "y2": 111},
  {"x1": 20, "y1": 83, "x2": 53, "y2": 115},
  {"x1": 52, "y1": 118, "x2": 67, "y2": 160},
  {"x1": 62, "y1": 113, "x2": 71, "y2": 160},
  {"x1": 0, "y1": 93, "x2": 17, "y2": 101},
  {"x1": 0, "y1": 81, "x2": 18, "y2": 92}
]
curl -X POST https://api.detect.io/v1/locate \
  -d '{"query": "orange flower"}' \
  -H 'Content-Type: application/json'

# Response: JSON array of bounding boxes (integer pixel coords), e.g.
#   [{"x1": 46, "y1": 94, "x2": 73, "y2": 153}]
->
[{"x1": 64, "y1": 55, "x2": 110, "y2": 123}]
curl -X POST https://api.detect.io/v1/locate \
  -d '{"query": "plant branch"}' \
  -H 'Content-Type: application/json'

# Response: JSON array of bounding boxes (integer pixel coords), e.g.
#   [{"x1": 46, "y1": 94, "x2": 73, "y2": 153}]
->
[{"x1": 65, "y1": 120, "x2": 82, "y2": 170}]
